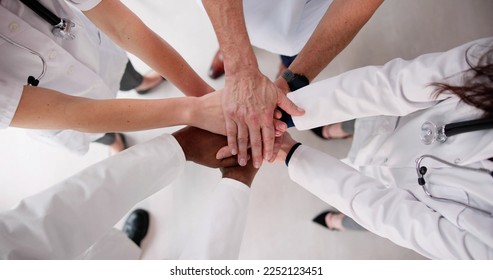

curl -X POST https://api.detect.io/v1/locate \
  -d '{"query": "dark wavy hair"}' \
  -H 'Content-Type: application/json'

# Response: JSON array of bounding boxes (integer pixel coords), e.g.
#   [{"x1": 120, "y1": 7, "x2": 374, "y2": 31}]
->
[{"x1": 431, "y1": 46, "x2": 493, "y2": 118}]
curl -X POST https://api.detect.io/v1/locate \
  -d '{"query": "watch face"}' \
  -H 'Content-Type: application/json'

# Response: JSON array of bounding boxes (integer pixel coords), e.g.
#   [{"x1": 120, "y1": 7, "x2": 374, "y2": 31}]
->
[{"x1": 282, "y1": 69, "x2": 295, "y2": 81}]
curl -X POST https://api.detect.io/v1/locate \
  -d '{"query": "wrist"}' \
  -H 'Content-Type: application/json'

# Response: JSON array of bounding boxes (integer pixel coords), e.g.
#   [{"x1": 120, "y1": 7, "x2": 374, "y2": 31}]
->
[
  {"x1": 281, "y1": 69, "x2": 309, "y2": 92},
  {"x1": 274, "y1": 77, "x2": 290, "y2": 95},
  {"x1": 185, "y1": 97, "x2": 199, "y2": 127},
  {"x1": 222, "y1": 46, "x2": 258, "y2": 74},
  {"x1": 221, "y1": 167, "x2": 257, "y2": 187},
  {"x1": 285, "y1": 143, "x2": 302, "y2": 166},
  {"x1": 278, "y1": 136, "x2": 298, "y2": 162}
]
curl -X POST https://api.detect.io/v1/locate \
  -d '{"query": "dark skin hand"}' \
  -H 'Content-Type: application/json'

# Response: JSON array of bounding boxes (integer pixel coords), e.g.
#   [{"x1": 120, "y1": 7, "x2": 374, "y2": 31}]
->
[
  {"x1": 173, "y1": 126, "x2": 238, "y2": 169},
  {"x1": 220, "y1": 154, "x2": 258, "y2": 187}
]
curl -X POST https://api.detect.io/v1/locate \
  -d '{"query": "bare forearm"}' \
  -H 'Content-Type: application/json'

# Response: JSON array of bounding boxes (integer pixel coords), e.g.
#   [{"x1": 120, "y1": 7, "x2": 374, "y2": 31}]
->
[
  {"x1": 11, "y1": 86, "x2": 194, "y2": 133},
  {"x1": 287, "y1": 0, "x2": 383, "y2": 82},
  {"x1": 84, "y1": 0, "x2": 213, "y2": 96},
  {"x1": 201, "y1": 0, "x2": 257, "y2": 73}
]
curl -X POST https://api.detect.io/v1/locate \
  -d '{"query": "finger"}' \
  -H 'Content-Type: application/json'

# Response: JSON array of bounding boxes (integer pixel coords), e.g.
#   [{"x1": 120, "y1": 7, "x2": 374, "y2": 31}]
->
[
  {"x1": 261, "y1": 122, "x2": 275, "y2": 163},
  {"x1": 237, "y1": 121, "x2": 249, "y2": 166},
  {"x1": 277, "y1": 93, "x2": 305, "y2": 116},
  {"x1": 225, "y1": 118, "x2": 238, "y2": 155},
  {"x1": 247, "y1": 122, "x2": 263, "y2": 169},
  {"x1": 274, "y1": 109, "x2": 282, "y2": 119},
  {"x1": 216, "y1": 145, "x2": 233, "y2": 160},
  {"x1": 274, "y1": 119, "x2": 287, "y2": 135},
  {"x1": 269, "y1": 135, "x2": 283, "y2": 162},
  {"x1": 220, "y1": 156, "x2": 240, "y2": 168}
]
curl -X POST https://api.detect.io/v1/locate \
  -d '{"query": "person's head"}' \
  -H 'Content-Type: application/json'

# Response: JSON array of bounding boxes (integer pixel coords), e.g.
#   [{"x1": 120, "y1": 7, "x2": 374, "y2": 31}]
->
[{"x1": 432, "y1": 46, "x2": 493, "y2": 118}]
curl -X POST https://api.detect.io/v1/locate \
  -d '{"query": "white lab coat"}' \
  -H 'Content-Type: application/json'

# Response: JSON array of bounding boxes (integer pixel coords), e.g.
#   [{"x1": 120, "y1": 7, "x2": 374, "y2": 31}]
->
[
  {"x1": 197, "y1": 0, "x2": 332, "y2": 56},
  {"x1": 288, "y1": 37, "x2": 493, "y2": 259},
  {"x1": 0, "y1": 0, "x2": 127, "y2": 154},
  {"x1": 0, "y1": 134, "x2": 250, "y2": 259}
]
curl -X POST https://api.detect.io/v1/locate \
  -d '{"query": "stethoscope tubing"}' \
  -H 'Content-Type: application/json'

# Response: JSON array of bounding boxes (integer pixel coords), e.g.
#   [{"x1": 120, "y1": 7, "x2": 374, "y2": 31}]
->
[
  {"x1": 445, "y1": 118, "x2": 493, "y2": 137},
  {"x1": 415, "y1": 154, "x2": 493, "y2": 216},
  {"x1": 0, "y1": 33, "x2": 47, "y2": 84}
]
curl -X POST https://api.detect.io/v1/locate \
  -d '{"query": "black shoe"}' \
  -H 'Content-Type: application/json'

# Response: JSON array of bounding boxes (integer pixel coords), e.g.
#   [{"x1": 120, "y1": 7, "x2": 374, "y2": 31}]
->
[
  {"x1": 122, "y1": 209, "x2": 150, "y2": 247},
  {"x1": 312, "y1": 211, "x2": 338, "y2": 231},
  {"x1": 310, "y1": 127, "x2": 326, "y2": 139}
]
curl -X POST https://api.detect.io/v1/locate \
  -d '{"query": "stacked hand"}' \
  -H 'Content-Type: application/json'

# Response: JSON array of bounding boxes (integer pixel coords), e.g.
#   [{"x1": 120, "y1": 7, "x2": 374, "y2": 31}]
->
[{"x1": 222, "y1": 69, "x2": 304, "y2": 169}]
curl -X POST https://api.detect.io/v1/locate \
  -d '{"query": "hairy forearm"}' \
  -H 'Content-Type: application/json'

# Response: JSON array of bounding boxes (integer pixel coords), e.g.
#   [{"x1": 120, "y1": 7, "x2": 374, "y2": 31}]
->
[
  {"x1": 84, "y1": 0, "x2": 213, "y2": 96},
  {"x1": 11, "y1": 86, "x2": 195, "y2": 133},
  {"x1": 201, "y1": 0, "x2": 257, "y2": 73},
  {"x1": 287, "y1": 0, "x2": 383, "y2": 81}
]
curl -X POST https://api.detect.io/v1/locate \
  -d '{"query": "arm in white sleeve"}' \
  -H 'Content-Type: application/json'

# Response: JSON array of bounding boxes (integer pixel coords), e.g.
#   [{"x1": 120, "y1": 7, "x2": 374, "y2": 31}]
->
[
  {"x1": 0, "y1": 134, "x2": 186, "y2": 259},
  {"x1": 179, "y1": 178, "x2": 250, "y2": 260},
  {"x1": 287, "y1": 145, "x2": 493, "y2": 259},
  {"x1": 289, "y1": 37, "x2": 493, "y2": 130}
]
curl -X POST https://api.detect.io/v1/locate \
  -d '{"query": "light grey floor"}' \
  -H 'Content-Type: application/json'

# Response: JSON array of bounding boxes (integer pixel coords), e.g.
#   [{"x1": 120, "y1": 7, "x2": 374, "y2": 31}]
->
[{"x1": 1, "y1": 0, "x2": 492, "y2": 259}]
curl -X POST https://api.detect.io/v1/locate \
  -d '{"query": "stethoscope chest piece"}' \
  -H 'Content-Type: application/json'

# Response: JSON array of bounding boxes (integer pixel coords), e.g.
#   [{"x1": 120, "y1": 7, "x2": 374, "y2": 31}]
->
[
  {"x1": 52, "y1": 18, "x2": 75, "y2": 40},
  {"x1": 420, "y1": 121, "x2": 447, "y2": 145}
]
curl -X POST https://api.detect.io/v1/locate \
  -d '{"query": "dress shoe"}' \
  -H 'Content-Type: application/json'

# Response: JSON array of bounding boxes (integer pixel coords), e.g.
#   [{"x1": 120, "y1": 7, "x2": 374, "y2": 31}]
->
[
  {"x1": 122, "y1": 209, "x2": 150, "y2": 247},
  {"x1": 136, "y1": 71, "x2": 166, "y2": 95},
  {"x1": 313, "y1": 211, "x2": 342, "y2": 231},
  {"x1": 208, "y1": 50, "x2": 225, "y2": 79}
]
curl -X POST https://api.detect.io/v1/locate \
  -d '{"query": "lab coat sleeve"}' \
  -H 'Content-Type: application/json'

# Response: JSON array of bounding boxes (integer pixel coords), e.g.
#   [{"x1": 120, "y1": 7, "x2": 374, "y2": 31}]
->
[
  {"x1": 0, "y1": 134, "x2": 186, "y2": 260},
  {"x1": 0, "y1": 82, "x2": 24, "y2": 129},
  {"x1": 289, "y1": 37, "x2": 493, "y2": 130},
  {"x1": 288, "y1": 145, "x2": 493, "y2": 259},
  {"x1": 179, "y1": 178, "x2": 250, "y2": 260}
]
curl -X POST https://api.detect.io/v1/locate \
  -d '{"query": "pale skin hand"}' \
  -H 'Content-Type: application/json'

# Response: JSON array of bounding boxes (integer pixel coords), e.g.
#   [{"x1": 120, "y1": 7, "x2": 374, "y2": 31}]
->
[
  {"x1": 202, "y1": 0, "x2": 305, "y2": 169},
  {"x1": 275, "y1": 132, "x2": 298, "y2": 163},
  {"x1": 223, "y1": 68, "x2": 303, "y2": 168},
  {"x1": 11, "y1": 86, "x2": 227, "y2": 136}
]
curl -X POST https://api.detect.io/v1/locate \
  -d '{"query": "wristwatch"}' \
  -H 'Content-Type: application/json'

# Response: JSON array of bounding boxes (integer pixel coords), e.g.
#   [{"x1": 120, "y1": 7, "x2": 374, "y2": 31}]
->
[{"x1": 281, "y1": 69, "x2": 309, "y2": 91}]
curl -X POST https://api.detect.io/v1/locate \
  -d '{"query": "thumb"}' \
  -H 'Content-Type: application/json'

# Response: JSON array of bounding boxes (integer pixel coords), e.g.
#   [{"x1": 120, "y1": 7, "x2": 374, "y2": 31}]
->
[
  {"x1": 216, "y1": 145, "x2": 234, "y2": 160},
  {"x1": 277, "y1": 93, "x2": 305, "y2": 116}
]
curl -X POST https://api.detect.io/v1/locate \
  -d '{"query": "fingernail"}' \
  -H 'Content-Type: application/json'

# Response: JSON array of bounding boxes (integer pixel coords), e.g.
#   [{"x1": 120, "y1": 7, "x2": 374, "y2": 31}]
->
[
  {"x1": 297, "y1": 107, "x2": 305, "y2": 113},
  {"x1": 239, "y1": 158, "x2": 247, "y2": 166},
  {"x1": 254, "y1": 161, "x2": 261, "y2": 169},
  {"x1": 231, "y1": 148, "x2": 237, "y2": 155}
]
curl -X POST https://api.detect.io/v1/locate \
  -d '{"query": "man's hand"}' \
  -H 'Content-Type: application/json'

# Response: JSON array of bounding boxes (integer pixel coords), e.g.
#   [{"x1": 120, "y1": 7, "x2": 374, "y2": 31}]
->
[
  {"x1": 222, "y1": 69, "x2": 304, "y2": 169},
  {"x1": 173, "y1": 126, "x2": 237, "y2": 168},
  {"x1": 220, "y1": 158, "x2": 259, "y2": 187}
]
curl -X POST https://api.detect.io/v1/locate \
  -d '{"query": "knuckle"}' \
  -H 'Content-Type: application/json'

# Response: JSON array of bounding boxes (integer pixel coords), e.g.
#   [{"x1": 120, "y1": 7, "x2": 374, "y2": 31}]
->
[
  {"x1": 237, "y1": 136, "x2": 249, "y2": 146},
  {"x1": 225, "y1": 109, "x2": 237, "y2": 119},
  {"x1": 226, "y1": 128, "x2": 237, "y2": 137},
  {"x1": 250, "y1": 140, "x2": 262, "y2": 150},
  {"x1": 247, "y1": 113, "x2": 259, "y2": 125}
]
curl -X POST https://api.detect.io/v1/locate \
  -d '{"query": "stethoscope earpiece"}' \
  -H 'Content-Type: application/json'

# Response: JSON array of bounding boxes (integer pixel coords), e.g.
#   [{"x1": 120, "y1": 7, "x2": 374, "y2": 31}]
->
[
  {"x1": 419, "y1": 166, "x2": 427, "y2": 175},
  {"x1": 27, "y1": 76, "x2": 39, "y2": 87}
]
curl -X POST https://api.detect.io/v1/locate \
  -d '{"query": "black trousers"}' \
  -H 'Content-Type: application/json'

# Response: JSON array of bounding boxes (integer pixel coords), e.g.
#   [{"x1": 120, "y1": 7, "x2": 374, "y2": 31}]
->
[{"x1": 119, "y1": 60, "x2": 143, "y2": 91}]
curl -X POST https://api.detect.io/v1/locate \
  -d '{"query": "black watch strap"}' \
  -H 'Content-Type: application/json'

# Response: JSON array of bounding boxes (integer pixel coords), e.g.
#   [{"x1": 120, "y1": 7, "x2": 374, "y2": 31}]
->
[{"x1": 281, "y1": 69, "x2": 309, "y2": 91}]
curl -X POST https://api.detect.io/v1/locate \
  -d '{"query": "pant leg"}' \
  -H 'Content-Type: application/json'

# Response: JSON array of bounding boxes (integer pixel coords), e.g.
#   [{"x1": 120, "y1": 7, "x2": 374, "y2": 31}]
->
[
  {"x1": 119, "y1": 60, "x2": 143, "y2": 91},
  {"x1": 94, "y1": 133, "x2": 116, "y2": 145},
  {"x1": 342, "y1": 215, "x2": 366, "y2": 231},
  {"x1": 341, "y1": 119, "x2": 356, "y2": 135},
  {"x1": 280, "y1": 54, "x2": 297, "y2": 67}
]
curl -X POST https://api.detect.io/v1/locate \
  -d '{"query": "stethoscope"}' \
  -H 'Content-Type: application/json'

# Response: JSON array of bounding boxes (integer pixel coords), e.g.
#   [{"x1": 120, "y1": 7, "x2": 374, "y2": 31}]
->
[
  {"x1": 0, "y1": 0, "x2": 76, "y2": 86},
  {"x1": 19, "y1": 0, "x2": 75, "y2": 40},
  {"x1": 416, "y1": 118, "x2": 493, "y2": 216},
  {"x1": 0, "y1": 33, "x2": 46, "y2": 86}
]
